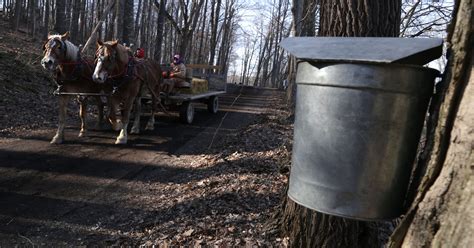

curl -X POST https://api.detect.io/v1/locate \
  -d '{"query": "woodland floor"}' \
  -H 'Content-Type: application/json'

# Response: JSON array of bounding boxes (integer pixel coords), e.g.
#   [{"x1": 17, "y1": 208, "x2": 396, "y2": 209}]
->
[{"x1": 0, "y1": 20, "x2": 294, "y2": 246}]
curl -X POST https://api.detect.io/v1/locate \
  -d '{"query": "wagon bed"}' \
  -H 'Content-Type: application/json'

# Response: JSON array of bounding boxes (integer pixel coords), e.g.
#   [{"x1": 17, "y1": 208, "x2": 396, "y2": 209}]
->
[{"x1": 158, "y1": 64, "x2": 227, "y2": 124}]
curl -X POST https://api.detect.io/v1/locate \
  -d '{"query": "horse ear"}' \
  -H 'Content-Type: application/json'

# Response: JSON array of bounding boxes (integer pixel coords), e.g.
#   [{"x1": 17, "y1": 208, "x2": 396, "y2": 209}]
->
[
  {"x1": 110, "y1": 40, "x2": 118, "y2": 47},
  {"x1": 97, "y1": 40, "x2": 104, "y2": 47},
  {"x1": 61, "y1": 31, "x2": 70, "y2": 41}
]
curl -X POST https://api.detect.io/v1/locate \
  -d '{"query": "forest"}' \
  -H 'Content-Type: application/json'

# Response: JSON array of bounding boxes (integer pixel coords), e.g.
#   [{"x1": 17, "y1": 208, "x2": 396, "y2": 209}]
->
[
  {"x1": 1, "y1": 0, "x2": 452, "y2": 88},
  {"x1": 0, "y1": 0, "x2": 471, "y2": 246}
]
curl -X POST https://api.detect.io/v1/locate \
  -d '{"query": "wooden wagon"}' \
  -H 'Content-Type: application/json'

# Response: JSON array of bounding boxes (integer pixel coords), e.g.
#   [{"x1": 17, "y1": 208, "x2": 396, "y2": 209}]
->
[{"x1": 157, "y1": 64, "x2": 227, "y2": 124}]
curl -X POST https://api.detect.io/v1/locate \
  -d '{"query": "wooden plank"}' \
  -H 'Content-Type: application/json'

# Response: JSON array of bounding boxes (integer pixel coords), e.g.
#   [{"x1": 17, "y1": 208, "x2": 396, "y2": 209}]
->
[
  {"x1": 187, "y1": 64, "x2": 222, "y2": 70},
  {"x1": 167, "y1": 91, "x2": 226, "y2": 101}
]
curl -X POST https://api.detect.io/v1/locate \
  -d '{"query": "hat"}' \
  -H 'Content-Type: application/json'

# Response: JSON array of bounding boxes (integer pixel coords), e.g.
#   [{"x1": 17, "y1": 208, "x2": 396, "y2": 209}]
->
[
  {"x1": 135, "y1": 48, "x2": 145, "y2": 58},
  {"x1": 173, "y1": 54, "x2": 182, "y2": 64}
]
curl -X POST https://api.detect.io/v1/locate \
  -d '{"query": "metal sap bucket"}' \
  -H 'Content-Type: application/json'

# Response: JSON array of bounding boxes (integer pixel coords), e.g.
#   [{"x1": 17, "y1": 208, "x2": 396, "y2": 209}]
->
[{"x1": 288, "y1": 62, "x2": 439, "y2": 220}]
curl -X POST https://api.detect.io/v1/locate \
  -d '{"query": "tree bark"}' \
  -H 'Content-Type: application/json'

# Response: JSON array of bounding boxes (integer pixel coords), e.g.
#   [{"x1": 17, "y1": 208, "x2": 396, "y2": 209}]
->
[
  {"x1": 319, "y1": 0, "x2": 401, "y2": 37},
  {"x1": 122, "y1": 0, "x2": 134, "y2": 45},
  {"x1": 389, "y1": 0, "x2": 473, "y2": 246},
  {"x1": 43, "y1": 0, "x2": 50, "y2": 36},
  {"x1": 208, "y1": 0, "x2": 221, "y2": 68},
  {"x1": 54, "y1": 0, "x2": 67, "y2": 33},
  {"x1": 12, "y1": 0, "x2": 21, "y2": 30},
  {"x1": 69, "y1": 0, "x2": 80, "y2": 42},
  {"x1": 134, "y1": 0, "x2": 142, "y2": 44},
  {"x1": 280, "y1": 0, "x2": 402, "y2": 247},
  {"x1": 154, "y1": 0, "x2": 166, "y2": 61},
  {"x1": 301, "y1": 0, "x2": 316, "y2": 36},
  {"x1": 114, "y1": 0, "x2": 125, "y2": 42}
]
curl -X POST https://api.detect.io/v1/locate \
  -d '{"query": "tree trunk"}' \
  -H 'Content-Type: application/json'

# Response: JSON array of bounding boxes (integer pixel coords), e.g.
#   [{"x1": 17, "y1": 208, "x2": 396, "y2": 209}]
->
[
  {"x1": 154, "y1": 0, "x2": 166, "y2": 61},
  {"x1": 54, "y1": 0, "x2": 67, "y2": 33},
  {"x1": 134, "y1": 0, "x2": 142, "y2": 44},
  {"x1": 139, "y1": 0, "x2": 148, "y2": 47},
  {"x1": 69, "y1": 0, "x2": 80, "y2": 42},
  {"x1": 280, "y1": 0, "x2": 402, "y2": 247},
  {"x1": 389, "y1": 0, "x2": 473, "y2": 246},
  {"x1": 208, "y1": 0, "x2": 221, "y2": 68},
  {"x1": 114, "y1": 0, "x2": 125, "y2": 42},
  {"x1": 12, "y1": 0, "x2": 21, "y2": 30},
  {"x1": 301, "y1": 0, "x2": 316, "y2": 36},
  {"x1": 78, "y1": 0, "x2": 86, "y2": 42},
  {"x1": 285, "y1": 0, "x2": 303, "y2": 110},
  {"x1": 217, "y1": 0, "x2": 235, "y2": 78},
  {"x1": 319, "y1": 0, "x2": 401, "y2": 37},
  {"x1": 43, "y1": 0, "x2": 50, "y2": 36},
  {"x1": 122, "y1": 0, "x2": 134, "y2": 44},
  {"x1": 27, "y1": 0, "x2": 32, "y2": 34},
  {"x1": 31, "y1": 0, "x2": 37, "y2": 37}
]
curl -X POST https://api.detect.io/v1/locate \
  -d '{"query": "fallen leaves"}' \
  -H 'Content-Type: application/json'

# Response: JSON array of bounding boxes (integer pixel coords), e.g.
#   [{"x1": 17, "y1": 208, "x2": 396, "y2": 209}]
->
[{"x1": 134, "y1": 93, "x2": 293, "y2": 246}]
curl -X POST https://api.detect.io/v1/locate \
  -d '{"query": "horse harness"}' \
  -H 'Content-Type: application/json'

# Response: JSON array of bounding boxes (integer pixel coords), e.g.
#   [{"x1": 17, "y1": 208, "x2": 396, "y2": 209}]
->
[
  {"x1": 107, "y1": 58, "x2": 146, "y2": 95},
  {"x1": 52, "y1": 54, "x2": 97, "y2": 96}
]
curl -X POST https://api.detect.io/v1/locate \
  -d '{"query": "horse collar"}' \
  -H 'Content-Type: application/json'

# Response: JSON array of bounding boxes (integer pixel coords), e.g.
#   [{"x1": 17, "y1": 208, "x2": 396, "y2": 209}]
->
[{"x1": 109, "y1": 58, "x2": 136, "y2": 93}]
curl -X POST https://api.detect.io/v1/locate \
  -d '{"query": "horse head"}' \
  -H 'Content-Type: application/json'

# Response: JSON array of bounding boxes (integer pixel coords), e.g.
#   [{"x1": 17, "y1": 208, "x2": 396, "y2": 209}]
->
[
  {"x1": 93, "y1": 40, "x2": 129, "y2": 84},
  {"x1": 41, "y1": 32, "x2": 76, "y2": 72}
]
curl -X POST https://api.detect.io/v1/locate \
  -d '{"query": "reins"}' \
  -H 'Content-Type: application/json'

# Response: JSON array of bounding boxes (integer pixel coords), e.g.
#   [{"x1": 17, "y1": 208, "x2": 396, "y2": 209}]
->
[{"x1": 54, "y1": 56, "x2": 93, "y2": 83}]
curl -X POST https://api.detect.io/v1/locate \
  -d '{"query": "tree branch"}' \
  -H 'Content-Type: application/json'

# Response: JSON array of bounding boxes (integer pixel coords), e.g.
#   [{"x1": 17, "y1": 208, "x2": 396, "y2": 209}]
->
[
  {"x1": 153, "y1": 0, "x2": 183, "y2": 35},
  {"x1": 81, "y1": 0, "x2": 116, "y2": 54}
]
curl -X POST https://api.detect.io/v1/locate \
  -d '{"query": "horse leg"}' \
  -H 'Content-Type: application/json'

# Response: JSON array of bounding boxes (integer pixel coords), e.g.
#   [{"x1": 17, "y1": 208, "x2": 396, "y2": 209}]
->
[
  {"x1": 78, "y1": 96, "x2": 87, "y2": 137},
  {"x1": 108, "y1": 96, "x2": 122, "y2": 131},
  {"x1": 95, "y1": 96, "x2": 105, "y2": 130},
  {"x1": 130, "y1": 94, "x2": 142, "y2": 134},
  {"x1": 145, "y1": 87, "x2": 156, "y2": 131},
  {"x1": 51, "y1": 95, "x2": 69, "y2": 144},
  {"x1": 115, "y1": 96, "x2": 135, "y2": 145}
]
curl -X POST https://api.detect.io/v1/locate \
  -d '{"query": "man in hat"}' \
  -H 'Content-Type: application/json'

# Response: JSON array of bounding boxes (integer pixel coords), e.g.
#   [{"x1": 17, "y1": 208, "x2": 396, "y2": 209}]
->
[
  {"x1": 162, "y1": 54, "x2": 189, "y2": 94},
  {"x1": 135, "y1": 48, "x2": 145, "y2": 59}
]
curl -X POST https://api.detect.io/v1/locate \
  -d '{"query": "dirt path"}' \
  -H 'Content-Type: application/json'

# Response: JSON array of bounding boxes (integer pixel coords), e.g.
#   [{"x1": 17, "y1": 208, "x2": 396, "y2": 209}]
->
[{"x1": 0, "y1": 84, "x2": 287, "y2": 246}]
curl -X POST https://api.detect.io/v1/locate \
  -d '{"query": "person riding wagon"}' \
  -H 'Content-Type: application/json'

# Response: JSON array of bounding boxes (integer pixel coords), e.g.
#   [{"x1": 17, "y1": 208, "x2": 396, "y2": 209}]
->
[{"x1": 161, "y1": 54, "x2": 189, "y2": 94}]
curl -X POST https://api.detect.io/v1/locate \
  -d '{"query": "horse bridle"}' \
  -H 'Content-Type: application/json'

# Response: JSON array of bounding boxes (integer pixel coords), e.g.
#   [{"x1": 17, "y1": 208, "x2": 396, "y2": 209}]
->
[
  {"x1": 95, "y1": 47, "x2": 118, "y2": 70},
  {"x1": 44, "y1": 38, "x2": 68, "y2": 58}
]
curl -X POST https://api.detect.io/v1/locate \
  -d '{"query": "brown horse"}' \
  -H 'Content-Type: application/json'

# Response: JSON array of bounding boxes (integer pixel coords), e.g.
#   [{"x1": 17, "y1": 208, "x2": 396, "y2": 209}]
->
[
  {"x1": 41, "y1": 32, "x2": 112, "y2": 144},
  {"x1": 92, "y1": 40, "x2": 162, "y2": 144}
]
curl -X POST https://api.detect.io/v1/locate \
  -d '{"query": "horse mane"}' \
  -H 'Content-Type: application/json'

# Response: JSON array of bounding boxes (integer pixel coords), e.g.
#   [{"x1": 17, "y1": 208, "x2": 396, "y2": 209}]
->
[
  {"x1": 104, "y1": 41, "x2": 129, "y2": 65},
  {"x1": 48, "y1": 34, "x2": 79, "y2": 61}
]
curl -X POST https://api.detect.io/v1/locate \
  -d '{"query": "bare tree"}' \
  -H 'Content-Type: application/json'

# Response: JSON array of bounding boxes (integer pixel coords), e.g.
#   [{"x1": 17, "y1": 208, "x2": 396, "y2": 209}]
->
[
  {"x1": 400, "y1": 0, "x2": 454, "y2": 38},
  {"x1": 122, "y1": 0, "x2": 134, "y2": 44},
  {"x1": 3, "y1": 0, "x2": 240, "y2": 80},
  {"x1": 54, "y1": 0, "x2": 67, "y2": 33},
  {"x1": 208, "y1": 0, "x2": 222, "y2": 67}
]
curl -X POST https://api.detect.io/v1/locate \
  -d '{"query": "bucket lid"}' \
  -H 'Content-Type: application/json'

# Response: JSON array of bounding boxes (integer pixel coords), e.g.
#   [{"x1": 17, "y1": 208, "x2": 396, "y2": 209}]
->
[{"x1": 280, "y1": 37, "x2": 443, "y2": 65}]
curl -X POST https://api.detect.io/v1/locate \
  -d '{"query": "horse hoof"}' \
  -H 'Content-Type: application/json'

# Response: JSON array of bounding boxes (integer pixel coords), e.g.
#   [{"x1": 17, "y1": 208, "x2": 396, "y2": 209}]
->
[
  {"x1": 112, "y1": 124, "x2": 122, "y2": 131},
  {"x1": 78, "y1": 131, "x2": 86, "y2": 137},
  {"x1": 115, "y1": 137, "x2": 127, "y2": 145},
  {"x1": 130, "y1": 128, "x2": 140, "y2": 134},
  {"x1": 50, "y1": 136, "x2": 63, "y2": 144},
  {"x1": 145, "y1": 124, "x2": 154, "y2": 131}
]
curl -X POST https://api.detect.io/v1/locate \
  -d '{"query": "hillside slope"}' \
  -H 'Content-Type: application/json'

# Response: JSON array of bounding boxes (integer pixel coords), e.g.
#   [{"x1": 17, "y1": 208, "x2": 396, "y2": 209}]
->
[{"x1": 0, "y1": 20, "x2": 85, "y2": 136}]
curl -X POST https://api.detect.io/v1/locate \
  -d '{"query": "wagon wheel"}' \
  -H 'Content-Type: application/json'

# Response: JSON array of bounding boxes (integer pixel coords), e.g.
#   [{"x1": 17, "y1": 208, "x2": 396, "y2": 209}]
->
[
  {"x1": 207, "y1": 96, "x2": 219, "y2": 114},
  {"x1": 179, "y1": 101, "x2": 194, "y2": 124}
]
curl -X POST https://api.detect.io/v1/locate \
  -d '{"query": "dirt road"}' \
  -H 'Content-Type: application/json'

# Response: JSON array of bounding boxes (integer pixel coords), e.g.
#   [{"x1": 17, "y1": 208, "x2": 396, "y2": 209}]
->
[{"x1": 0, "y1": 84, "x2": 285, "y2": 245}]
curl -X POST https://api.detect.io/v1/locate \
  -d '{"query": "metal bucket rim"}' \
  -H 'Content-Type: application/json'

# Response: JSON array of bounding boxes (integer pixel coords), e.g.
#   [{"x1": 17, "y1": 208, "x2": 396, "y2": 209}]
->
[
  {"x1": 288, "y1": 192, "x2": 400, "y2": 221},
  {"x1": 299, "y1": 60, "x2": 440, "y2": 75}
]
